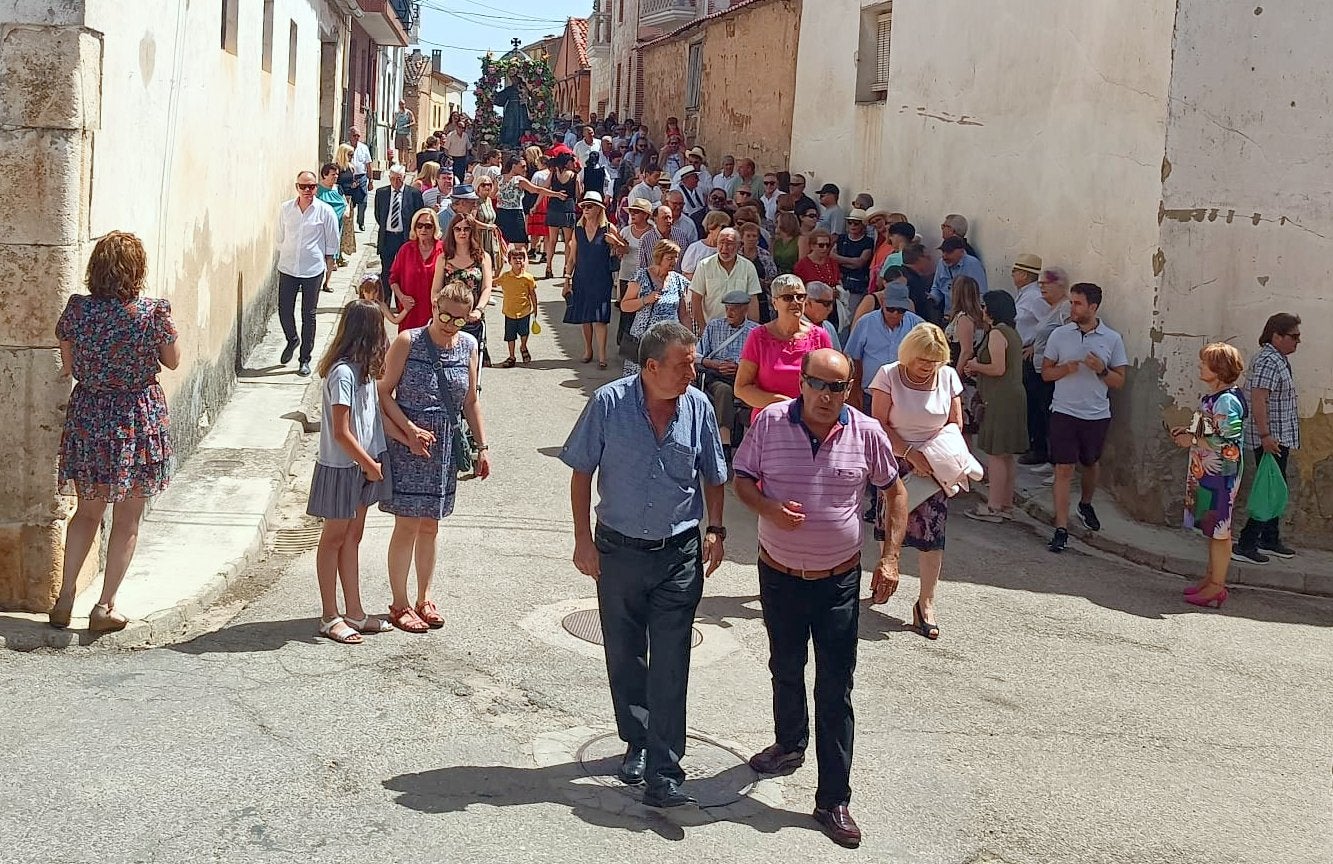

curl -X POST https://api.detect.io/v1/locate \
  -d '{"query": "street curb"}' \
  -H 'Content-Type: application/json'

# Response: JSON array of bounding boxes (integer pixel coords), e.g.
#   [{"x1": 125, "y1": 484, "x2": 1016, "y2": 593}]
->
[
  {"x1": 0, "y1": 254, "x2": 369, "y2": 652},
  {"x1": 1011, "y1": 490, "x2": 1331, "y2": 598}
]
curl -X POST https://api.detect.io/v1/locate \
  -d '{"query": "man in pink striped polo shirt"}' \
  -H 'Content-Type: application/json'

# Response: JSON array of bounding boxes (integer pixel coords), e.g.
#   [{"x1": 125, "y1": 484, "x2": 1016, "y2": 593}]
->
[{"x1": 732, "y1": 348, "x2": 908, "y2": 849}]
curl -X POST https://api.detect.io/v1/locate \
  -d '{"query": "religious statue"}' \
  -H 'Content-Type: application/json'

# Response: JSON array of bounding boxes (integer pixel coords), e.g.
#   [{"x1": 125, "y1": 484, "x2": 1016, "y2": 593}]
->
[{"x1": 494, "y1": 74, "x2": 531, "y2": 150}]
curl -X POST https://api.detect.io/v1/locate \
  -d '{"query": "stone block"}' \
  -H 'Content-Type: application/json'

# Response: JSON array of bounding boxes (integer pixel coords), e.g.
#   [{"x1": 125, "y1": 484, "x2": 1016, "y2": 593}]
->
[
  {"x1": 0, "y1": 243, "x2": 82, "y2": 346},
  {"x1": 0, "y1": 519, "x2": 62, "y2": 612},
  {"x1": 0, "y1": 25, "x2": 101, "y2": 131},
  {"x1": 0, "y1": 347, "x2": 69, "y2": 525},
  {"x1": 0, "y1": 127, "x2": 86, "y2": 245},
  {"x1": 3, "y1": 2, "x2": 87, "y2": 27}
]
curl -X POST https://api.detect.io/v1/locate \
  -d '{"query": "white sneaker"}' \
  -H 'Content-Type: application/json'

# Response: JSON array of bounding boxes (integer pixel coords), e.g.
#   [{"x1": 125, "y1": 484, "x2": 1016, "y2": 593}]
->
[{"x1": 1042, "y1": 475, "x2": 1055, "y2": 486}]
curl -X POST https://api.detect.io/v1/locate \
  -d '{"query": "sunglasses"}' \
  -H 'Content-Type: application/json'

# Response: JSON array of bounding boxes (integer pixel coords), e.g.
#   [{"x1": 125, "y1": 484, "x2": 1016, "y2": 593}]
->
[
  {"x1": 763, "y1": 180, "x2": 778, "y2": 185},
  {"x1": 777, "y1": 293, "x2": 807, "y2": 303},
  {"x1": 436, "y1": 312, "x2": 469, "y2": 327},
  {"x1": 296, "y1": 183, "x2": 317, "y2": 191},
  {"x1": 415, "y1": 222, "x2": 435, "y2": 230},
  {"x1": 814, "y1": 242, "x2": 831, "y2": 248},
  {"x1": 803, "y1": 375, "x2": 853, "y2": 393},
  {"x1": 453, "y1": 226, "x2": 472, "y2": 233}
]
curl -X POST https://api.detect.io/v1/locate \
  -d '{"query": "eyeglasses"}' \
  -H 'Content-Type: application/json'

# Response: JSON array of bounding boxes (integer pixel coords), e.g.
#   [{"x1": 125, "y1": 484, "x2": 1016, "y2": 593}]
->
[
  {"x1": 453, "y1": 226, "x2": 472, "y2": 233},
  {"x1": 803, "y1": 375, "x2": 853, "y2": 393},
  {"x1": 1281, "y1": 331, "x2": 1302, "y2": 341},
  {"x1": 777, "y1": 293, "x2": 807, "y2": 303},
  {"x1": 813, "y1": 242, "x2": 831, "y2": 248},
  {"x1": 809, "y1": 298, "x2": 834, "y2": 307},
  {"x1": 436, "y1": 312, "x2": 469, "y2": 327},
  {"x1": 414, "y1": 222, "x2": 435, "y2": 230},
  {"x1": 296, "y1": 183, "x2": 317, "y2": 191},
  {"x1": 763, "y1": 180, "x2": 778, "y2": 186}
]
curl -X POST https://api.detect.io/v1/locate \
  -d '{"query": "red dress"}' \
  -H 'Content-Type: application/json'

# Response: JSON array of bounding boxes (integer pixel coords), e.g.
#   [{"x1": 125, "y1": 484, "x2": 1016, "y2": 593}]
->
[{"x1": 390, "y1": 239, "x2": 444, "y2": 330}]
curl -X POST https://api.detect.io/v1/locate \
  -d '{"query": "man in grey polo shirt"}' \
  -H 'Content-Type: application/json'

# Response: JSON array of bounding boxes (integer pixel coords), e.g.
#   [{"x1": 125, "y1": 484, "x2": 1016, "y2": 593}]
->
[{"x1": 1041, "y1": 282, "x2": 1128, "y2": 553}]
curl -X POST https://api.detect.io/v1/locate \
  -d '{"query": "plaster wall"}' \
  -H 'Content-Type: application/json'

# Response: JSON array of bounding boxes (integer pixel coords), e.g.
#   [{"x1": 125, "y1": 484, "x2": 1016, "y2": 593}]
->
[
  {"x1": 640, "y1": 0, "x2": 798, "y2": 170},
  {"x1": 608, "y1": 0, "x2": 639, "y2": 118},
  {"x1": 1151, "y1": 0, "x2": 1333, "y2": 542}
]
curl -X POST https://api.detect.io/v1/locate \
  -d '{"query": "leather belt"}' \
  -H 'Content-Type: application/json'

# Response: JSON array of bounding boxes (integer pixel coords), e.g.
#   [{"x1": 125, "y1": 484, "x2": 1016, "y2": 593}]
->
[
  {"x1": 596, "y1": 524, "x2": 695, "y2": 552},
  {"x1": 759, "y1": 547, "x2": 860, "y2": 581}
]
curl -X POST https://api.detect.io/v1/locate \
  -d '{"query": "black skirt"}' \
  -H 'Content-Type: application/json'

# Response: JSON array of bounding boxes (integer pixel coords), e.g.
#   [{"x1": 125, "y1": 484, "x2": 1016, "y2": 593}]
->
[{"x1": 497, "y1": 208, "x2": 528, "y2": 244}]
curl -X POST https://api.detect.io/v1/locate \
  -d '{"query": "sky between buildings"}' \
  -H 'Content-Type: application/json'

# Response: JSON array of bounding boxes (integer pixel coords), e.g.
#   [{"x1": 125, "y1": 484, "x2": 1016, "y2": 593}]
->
[{"x1": 415, "y1": 0, "x2": 595, "y2": 113}]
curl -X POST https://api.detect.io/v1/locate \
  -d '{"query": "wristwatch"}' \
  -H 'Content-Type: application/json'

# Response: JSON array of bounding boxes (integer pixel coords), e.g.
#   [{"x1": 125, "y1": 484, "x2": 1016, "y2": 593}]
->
[{"x1": 705, "y1": 525, "x2": 727, "y2": 540}]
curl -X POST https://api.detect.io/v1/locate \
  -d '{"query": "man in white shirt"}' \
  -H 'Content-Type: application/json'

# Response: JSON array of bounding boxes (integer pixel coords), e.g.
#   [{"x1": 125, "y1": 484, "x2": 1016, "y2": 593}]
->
[
  {"x1": 665, "y1": 190, "x2": 699, "y2": 248},
  {"x1": 1009, "y1": 253, "x2": 1050, "y2": 465},
  {"x1": 759, "y1": 171, "x2": 781, "y2": 221},
  {"x1": 629, "y1": 164, "x2": 664, "y2": 208},
  {"x1": 348, "y1": 128, "x2": 373, "y2": 231},
  {"x1": 712, "y1": 155, "x2": 738, "y2": 197},
  {"x1": 573, "y1": 125, "x2": 598, "y2": 167},
  {"x1": 690, "y1": 228, "x2": 762, "y2": 324},
  {"x1": 442, "y1": 121, "x2": 471, "y2": 181},
  {"x1": 676, "y1": 168, "x2": 707, "y2": 222},
  {"x1": 672, "y1": 147, "x2": 712, "y2": 195},
  {"x1": 276, "y1": 171, "x2": 340, "y2": 377}
]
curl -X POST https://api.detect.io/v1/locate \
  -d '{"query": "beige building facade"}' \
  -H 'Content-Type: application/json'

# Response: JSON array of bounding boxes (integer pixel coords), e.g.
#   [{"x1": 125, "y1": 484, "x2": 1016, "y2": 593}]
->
[
  {"x1": 639, "y1": 0, "x2": 799, "y2": 169},
  {"x1": 0, "y1": 0, "x2": 380, "y2": 610},
  {"x1": 791, "y1": 0, "x2": 1332, "y2": 546}
]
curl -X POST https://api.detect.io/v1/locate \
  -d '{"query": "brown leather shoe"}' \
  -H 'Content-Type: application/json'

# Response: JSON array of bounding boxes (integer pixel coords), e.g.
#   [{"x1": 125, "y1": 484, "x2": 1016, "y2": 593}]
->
[
  {"x1": 88, "y1": 603, "x2": 128, "y2": 633},
  {"x1": 748, "y1": 743, "x2": 804, "y2": 774},
  {"x1": 813, "y1": 804, "x2": 862, "y2": 848}
]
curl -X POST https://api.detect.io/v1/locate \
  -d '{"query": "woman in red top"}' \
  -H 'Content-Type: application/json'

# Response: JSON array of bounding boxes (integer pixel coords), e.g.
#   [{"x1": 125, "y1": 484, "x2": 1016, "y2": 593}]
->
[
  {"x1": 791, "y1": 228, "x2": 841, "y2": 289},
  {"x1": 389, "y1": 207, "x2": 443, "y2": 330}
]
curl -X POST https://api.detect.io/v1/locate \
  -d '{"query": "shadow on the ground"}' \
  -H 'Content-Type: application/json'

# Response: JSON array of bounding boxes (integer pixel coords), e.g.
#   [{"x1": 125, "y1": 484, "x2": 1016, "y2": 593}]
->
[
  {"x1": 382, "y1": 761, "x2": 814, "y2": 842},
  {"x1": 537, "y1": 297, "x2": 625, "y2": 401},
  {"x1": 168, "y1": 617, "x2": 323, "y2": 654},
  {"x1": 696, "y1": 594, "x2": 913, "y2": 643}
]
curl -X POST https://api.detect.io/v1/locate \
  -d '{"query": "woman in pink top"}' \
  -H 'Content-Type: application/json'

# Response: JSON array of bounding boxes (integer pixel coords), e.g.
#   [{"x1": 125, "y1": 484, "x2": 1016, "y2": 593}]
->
[
  {"x1": 734, "y1": 274, "x2": 833, "y2": 420},
  {"x1": 867, "y1": 322, "x2": 962, "y2": 641}
]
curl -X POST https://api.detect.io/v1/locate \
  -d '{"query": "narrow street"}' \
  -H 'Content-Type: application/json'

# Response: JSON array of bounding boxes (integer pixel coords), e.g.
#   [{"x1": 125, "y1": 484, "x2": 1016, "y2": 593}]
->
[{"x1": 1, "y1": 265, "x2": 1329, "y2": 864}]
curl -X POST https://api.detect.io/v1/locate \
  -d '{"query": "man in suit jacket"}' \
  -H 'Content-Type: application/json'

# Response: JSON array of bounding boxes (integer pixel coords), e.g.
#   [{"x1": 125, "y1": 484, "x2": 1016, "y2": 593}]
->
[{"x1": 375, "y1": 164, "x2": 425, "y2": 304}]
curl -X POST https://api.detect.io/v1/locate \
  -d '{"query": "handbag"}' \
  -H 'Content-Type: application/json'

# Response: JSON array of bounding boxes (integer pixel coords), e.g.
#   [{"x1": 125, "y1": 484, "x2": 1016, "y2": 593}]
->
[{"x1": 619, "y1": 333, "x2": 641, "y2": 362}]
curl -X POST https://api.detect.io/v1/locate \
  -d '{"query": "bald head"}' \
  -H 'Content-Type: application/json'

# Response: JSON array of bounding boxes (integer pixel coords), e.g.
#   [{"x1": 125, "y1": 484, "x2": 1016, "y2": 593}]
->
[{"x1": 802, "y1": 348, "x2": 851, "y2": 381}]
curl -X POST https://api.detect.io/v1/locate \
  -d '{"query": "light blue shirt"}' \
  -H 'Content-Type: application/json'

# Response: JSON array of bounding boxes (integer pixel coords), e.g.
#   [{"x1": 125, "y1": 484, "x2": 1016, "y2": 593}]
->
[
  {"x1": 1042, "y1": 320, "x2": 1128, "y2": 421},
  {"x1": 698, "y1": 317, "x2": 758, "y2": 366},
  {"x1": 845, "y1": 308, "x2": 926, "y2": 383},
  {"x1": 561, "y1": 375, "x2": 728, "y2": 540},
  {"x1": 931, "y1": 253, "x2": 987, "y2": 314}
]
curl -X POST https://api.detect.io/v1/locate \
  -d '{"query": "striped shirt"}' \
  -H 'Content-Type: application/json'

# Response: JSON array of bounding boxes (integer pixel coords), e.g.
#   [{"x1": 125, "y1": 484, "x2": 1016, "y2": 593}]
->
[
  {"x1": 1245, "y1": 343, "x2": 1300, "y2": 449},
  {"x1": 733, "y1": 399, "x2": 898, "y2": 571}
]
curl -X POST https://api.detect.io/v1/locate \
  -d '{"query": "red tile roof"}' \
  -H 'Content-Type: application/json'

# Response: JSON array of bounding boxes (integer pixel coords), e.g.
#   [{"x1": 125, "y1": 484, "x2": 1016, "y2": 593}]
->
[{"x1": 568, "y1": 17, "x2": 589, "y2": 69}]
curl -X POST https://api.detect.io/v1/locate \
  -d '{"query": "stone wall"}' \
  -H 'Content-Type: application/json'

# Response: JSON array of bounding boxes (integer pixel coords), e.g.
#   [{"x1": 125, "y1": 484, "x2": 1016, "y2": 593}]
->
[{"x1": 640, "y1": 0, "x2": 800, "y2": 172}]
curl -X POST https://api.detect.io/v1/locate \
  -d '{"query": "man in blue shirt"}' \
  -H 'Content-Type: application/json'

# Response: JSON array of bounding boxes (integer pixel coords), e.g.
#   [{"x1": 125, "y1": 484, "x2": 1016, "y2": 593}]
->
[
  {"x1": 844, "y1": 280, "x2": 925, "y2": 411},
  {"x1": 931, "y1": 236, "x2": 987, "y2": 318},
  {"x1": 561, "y1": 321, "x2": 729, "y2": 809}
]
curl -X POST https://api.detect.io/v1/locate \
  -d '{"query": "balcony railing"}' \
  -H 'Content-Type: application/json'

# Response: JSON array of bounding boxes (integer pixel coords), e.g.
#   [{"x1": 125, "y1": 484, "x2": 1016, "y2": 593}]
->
[{"x1": 639, "y1": 0, "x2": 699, "y2": 30}]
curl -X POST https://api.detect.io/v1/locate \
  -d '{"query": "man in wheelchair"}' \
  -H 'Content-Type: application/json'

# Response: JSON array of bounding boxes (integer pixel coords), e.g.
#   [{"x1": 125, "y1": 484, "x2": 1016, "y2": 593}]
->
[{"x1": 696, "y1": 290, "x2": 760, "y2": 459}]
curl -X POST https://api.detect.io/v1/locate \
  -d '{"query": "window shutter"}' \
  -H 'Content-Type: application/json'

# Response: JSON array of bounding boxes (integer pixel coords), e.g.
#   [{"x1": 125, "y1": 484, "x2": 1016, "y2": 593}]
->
[{"x1": 873, "y1": 7, "x2": 892, "y2": 91}]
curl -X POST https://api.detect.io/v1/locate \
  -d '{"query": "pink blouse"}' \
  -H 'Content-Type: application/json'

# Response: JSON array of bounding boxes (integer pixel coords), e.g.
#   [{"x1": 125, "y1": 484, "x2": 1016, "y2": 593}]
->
[{"x1": 740, "y1": 323, "x2": 834, "y2": 416}]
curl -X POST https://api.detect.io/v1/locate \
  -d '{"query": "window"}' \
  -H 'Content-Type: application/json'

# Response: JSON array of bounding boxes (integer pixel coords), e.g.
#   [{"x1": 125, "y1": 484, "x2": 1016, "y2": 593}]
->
[
  {"x1": 618, "y1": 0, "x2": 624, "y2": 24},
  {"x1": 288, "y1": 21, "x2": 298, "y2": 85},
  {"x1": 220, "y1": 0, "x2": 238, "y2": 54},
  {"x1": 615, "y1": 62, "x2": 622, "y2": 114},
  {"x1": 261, "y1": 0, "x2": 275, "y2": 72},
  {"x1": 685, "y1": 41, "x2": 703, "y2": 110},
  {"x1": 855, "y1": 2, "x2": 892, "y2": 103}
]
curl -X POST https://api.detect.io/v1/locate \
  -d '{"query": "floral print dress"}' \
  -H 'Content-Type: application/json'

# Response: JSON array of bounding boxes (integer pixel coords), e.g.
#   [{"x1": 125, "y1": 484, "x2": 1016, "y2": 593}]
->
[
  {"x1": 56, "y1": 295, "x2": 177, "y2": 501},
  {"x1": 1184, "y1": 388, "x2": 1245, "y2": 540}
]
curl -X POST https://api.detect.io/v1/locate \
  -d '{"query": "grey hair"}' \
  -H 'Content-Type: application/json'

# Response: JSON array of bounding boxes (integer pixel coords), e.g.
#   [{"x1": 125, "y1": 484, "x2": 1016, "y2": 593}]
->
[
  {"x1": 770, "y1": 273, "x2": 804, "y2": 296},
  {"x1": 806, "y1": 281, "x2": 838, "y2": 300},
  {"x1": 638, "y1": 321, "x2": 698, "y2": 366}
]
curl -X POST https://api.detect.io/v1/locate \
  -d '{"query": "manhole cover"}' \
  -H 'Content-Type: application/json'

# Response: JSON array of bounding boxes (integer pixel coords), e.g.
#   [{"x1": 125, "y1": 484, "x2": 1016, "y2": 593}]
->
[
  {"x1": 272, "y1": 525, "x2": 322, "y2": 553},
  {"x1": 561, "y1": 609, "x2": 702, "y2": 648},
  {"x1": 576, "y1": 731, "x2": 757, "y2": 807}
]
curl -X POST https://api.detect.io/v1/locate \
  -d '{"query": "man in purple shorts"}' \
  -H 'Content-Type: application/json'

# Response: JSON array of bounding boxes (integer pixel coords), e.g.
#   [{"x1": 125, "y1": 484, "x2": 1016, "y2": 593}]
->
[{"x1": 1040, "y1": 282, "x2": 1128, "y2": 552}]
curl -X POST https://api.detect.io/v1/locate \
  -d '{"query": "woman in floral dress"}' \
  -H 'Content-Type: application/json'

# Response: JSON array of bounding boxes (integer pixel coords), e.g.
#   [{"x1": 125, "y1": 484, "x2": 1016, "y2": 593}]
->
[
  {"x1": 377, "y1": 282, "x2": 491, "y2": 633},
  {"x1": 620, "y1": 239, "x2": 690, "y2": 376},
  {"x1": 432, "y1": 214, "x2": 494, "y2": 368},
  {"x1": 50, "y1": 232, "x2": 181, "y2": 632},
  {"x1": 1172, "y1": 342, "x2": 1246, "y2": 609}
]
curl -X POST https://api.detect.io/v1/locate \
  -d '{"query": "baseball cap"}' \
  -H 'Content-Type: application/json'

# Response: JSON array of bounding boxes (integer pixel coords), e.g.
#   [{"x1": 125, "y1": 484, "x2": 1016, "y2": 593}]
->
[{"x1": 816, "y1": 183, "x2": 840, "y2": 196}]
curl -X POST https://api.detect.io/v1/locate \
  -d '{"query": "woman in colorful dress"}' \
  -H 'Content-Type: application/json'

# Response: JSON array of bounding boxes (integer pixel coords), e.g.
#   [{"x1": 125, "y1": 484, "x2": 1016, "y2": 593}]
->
[
  {"x1": 378, "y1": 281, "x2": 491, "y2": 633},
  {"x1": 562, "y1": 191, "x2": 627, "y2": 368},
  {"x1": 334, "y1": 144, "x2": 359, "y2": 263},
  {"x1": 472, "y1": 174, "x2": 502, "y2": 275},
  {"x1": 1172, "y1": 342, "x2": 1246, "y2": 609},
  {"x1": 50, "y1": 232, "x2": 180, "y2": 632},
  {"x1": 497, "y1": 154, "x2": 566, "y2": 258},
  {"x1": 431, "y1": 214, "x2": 494, "y2": 368},
  {"x1": 620, "y1": 239, "x2": 690, "y2": 376}
]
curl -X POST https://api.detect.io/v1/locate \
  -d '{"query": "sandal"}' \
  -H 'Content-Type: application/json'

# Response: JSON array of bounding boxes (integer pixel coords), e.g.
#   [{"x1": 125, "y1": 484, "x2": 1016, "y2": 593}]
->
[
  {"x1": 521, "y1": 348, "x2": 532, "y2": 364},
  {"x1": 389, "y1": 604, "x2": 430, "y2": 634},
  {"x1": 415, "y1": 600, "x2": 445, "y2": 629},
  {"x1": 500, "y1": 357, "x2": 516, "y2": 368},
  {"x1": 319, "y1": 616, "x2": 363, "y2": 644},
  {"x1": 345, "y1": 613, "x2": 393, "y2": 635},
  {"x1": 964, "y1": 504, "x2": 1005, "y2": 523},
  {"x1": 88, "y1": 603, "x2": 128, "y2": 633},
  {"x1": 597, "y1": 360, "x2": 608, "y2": 370},
  {"x1": 912, "y1": 602, "x2": 940, "y2": 640},
  {"x1": 49, "y1": 594, "x2": 75, "y2": 630}
]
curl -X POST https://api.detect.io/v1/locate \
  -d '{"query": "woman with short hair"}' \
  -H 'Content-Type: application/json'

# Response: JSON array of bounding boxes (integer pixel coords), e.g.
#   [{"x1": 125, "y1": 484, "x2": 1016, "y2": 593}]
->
[
  {"x1": 49, "y1": 232, "x2": 181, "y2": 632},
  {"x1": 621, "y1": 239, "x2": 690, "y2": 376},
  {"x1": 1172, "y1": 342, "x2": 1247, "y2": 608},
  {"x1": 964, "y1": 290, "x2": 1028, "y2": 522},
  {"x1": 867, "y1": 323, "x2": 962, "y2": 640},
  {"x1": 803, "y1": 281, "x2": 842, "y2": 350},
  {"x1": 734, "y1": 274, "x2": 833, "y2": 419},
  {"x1": 389, "y1": 207, "x2": 442, "y2": 331}
]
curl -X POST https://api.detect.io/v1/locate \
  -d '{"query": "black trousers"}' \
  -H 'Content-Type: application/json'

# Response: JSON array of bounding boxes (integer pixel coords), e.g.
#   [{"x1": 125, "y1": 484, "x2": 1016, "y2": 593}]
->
[
  {"x1": 595, "y1": 526, "x2": 703, "y2": 786},
  {"x1": 351, "y1": 175, "x2": 368, "y2": 230},
  {"x1": 277, "y1": 272, "x2": 322, "y2": 364},
  {"x1": 758, "y1": 557, "x2": 860, "y2": 809},
  {"x1": 1023, "y1": 361, "x2": 1054, "y2": 458},
  {"x1": 1237, "y1": 445, "x2": 1290, "y2": 549}
]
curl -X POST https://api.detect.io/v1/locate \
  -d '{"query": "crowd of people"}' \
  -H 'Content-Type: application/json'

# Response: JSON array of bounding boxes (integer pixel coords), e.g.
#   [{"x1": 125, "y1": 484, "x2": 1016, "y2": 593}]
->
[{"x1": 42, "y1": 108, "x2": 1306, "y2": 848}]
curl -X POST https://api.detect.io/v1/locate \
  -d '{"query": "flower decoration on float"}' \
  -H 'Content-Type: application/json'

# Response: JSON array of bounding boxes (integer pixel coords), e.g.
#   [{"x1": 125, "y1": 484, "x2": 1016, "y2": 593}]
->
[{"x1": 472, "y1": 39, "x2": 556, "y2": 148}]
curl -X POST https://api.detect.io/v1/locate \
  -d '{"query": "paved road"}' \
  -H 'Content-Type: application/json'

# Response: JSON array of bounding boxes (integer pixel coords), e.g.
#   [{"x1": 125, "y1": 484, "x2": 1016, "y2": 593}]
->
[{"x1": 3, "y1": 277, "x2": 1331, "y2": 864}]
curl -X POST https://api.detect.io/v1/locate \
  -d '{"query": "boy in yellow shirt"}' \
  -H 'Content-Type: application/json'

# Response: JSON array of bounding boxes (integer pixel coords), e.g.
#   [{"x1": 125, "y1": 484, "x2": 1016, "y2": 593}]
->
[{"x1": 498, "y1": 247, "x2": 539, "y2": 367}]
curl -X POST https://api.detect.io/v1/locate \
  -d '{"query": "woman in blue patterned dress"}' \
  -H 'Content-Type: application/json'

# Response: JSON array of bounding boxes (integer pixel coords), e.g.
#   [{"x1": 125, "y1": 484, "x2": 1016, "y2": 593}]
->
[
  {"x1": 1171, "y1": 342, "x2": 1246, "y2": 609},
  {"x1": 562, "y1": 191, "x2": 627, "y2": 369},
  {"x1": 50, "y1": 232, "x2": 181, "y2": 632},
  {"x1": 378, "y1": 281, "x2": 491, "y2": 633},
  {"x1": 620, "y1": 238, "x2": 689, "y2": 376}
]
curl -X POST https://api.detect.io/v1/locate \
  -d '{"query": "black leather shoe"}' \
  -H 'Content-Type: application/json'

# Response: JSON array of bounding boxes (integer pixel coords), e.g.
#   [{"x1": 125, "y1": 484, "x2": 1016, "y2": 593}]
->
[
  {"x1": 642, "y1": 778, "x2": 696, "y2": 808},
  {"x1": 616, "y1": 746, "x2": 647, "y2": 785},
  {"x1": 813, "y1": 804, "x2": 862, "y2": 848},
  {"x1": 297, "y1": 362, "x2": 312, "y2": 377},
  {"x1": 280, "y1": 339, "x2": 298, "y2": 364},
  {"x1": 748, "y1": 743, "x2": 805, "y2": 774}
]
